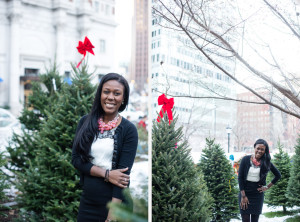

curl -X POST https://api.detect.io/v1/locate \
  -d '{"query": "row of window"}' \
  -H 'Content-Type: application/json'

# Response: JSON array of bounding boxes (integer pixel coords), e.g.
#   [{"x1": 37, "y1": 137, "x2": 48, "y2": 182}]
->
[
  {"x1": 151, "y1": 29, "x2": 161, "y2": 37},
  {"x1": 151, "y1": 41, "x2": 160, "y2": 49},
  {"x1": 151, "y1": 73, "x2": 189, "y2": 84},
  {"x1": 94, "y1": 1, "x2": 115, "y2": 16},
  {"x1": 152, "y1": 54, "x2": 231, "y2": 83},
  {"x1": 241, "y1": 110, "x2": 269, "y2": 116},
  {"x1": 152, "y1": 17, "x2": 162, "y2": 25}
]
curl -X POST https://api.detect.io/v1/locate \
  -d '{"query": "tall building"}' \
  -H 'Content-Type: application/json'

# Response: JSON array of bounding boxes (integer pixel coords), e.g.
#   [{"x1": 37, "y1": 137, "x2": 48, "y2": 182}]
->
[
  {"x1": 151, "y1": 19, "x2": 237, "y2": 153},
  {"x1": 236, "y1": 90, "x2": 300, "y2": 152},
  {"x1": 131, "y1": 0, "x2": 148, "y2": 92},
  {"x1": 0, "y1": 0, "x2": 117, "y2": 115}
]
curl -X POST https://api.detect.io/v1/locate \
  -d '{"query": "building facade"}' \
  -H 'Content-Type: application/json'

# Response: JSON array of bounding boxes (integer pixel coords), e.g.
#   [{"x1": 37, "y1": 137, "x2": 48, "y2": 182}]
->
[
  {"x1": 151, "y1": 19, "x2": 237, "y2": 153},
  {"x1": 236, "y1": 90, "x2": 300, "y2": 152},
  {"x1": 131, "y1": 0, "x2": 148, "y2": 92},
  {"x1": 0, "y1": 0, "x2": 117, "y2": 115}
]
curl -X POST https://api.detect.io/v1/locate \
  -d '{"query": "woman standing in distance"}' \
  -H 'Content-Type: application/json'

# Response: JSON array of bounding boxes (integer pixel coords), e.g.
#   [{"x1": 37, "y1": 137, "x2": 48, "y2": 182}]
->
[
  {"x1": 238, "y1": 139, "x2": 281, "y2": 222},
  {"x1": 72, "y1": 73, "x2": 138, "y2": 222}
]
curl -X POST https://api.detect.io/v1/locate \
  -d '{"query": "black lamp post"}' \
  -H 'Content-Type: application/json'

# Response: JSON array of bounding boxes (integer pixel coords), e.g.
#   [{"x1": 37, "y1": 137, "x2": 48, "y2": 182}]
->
[{"x1": 226, "y1": 125, "x2": 232, "y2": 153}]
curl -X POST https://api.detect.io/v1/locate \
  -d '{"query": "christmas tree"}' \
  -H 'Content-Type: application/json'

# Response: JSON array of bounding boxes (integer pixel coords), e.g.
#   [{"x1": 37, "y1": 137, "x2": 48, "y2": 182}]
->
[
  {"x1": 6, "y1": 64, "x2": 63, "y2": 174},
  {"x1": 152, "y1": 112, "x2": 213, "y2": 222},
  {"x1": 286, "y1": 136, "x2": 300, "y2": 206},
  {"x1": 15, "y1": 64, "x2": 96, "y2": 220},
  {"x1": 0, "y1": 151, "x2": 9, "y2": 204},
  {"x1": 198, "y1": 138, "x2": 239, "y2": 222},
  {"x1": 265, "y1": 141, "x2": 292, "y2": 212}
]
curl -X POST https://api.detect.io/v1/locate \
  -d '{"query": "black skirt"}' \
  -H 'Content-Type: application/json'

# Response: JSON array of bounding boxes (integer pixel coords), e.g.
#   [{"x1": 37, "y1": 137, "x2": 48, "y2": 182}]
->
[
  {"x1": 238, "y1": 181, "x2": 264, "y2": 215},
  {"x1": 77, "y1": 174, "x2": 113, "y2": 222}
]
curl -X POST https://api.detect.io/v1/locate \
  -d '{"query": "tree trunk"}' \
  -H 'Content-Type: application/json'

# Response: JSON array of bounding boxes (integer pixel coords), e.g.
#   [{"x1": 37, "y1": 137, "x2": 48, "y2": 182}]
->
[{"x1": 283, "y1": 205, "x2": 286, "y2": 213}]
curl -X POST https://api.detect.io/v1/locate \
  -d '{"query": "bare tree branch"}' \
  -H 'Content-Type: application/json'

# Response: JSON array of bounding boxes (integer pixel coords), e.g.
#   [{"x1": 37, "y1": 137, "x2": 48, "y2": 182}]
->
[{"x1": 263, "y1": 0, "x2": 300, "y2": 40}]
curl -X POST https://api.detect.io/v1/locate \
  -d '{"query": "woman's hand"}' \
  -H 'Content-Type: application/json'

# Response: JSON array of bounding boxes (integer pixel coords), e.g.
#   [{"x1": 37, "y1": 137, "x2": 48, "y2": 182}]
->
[
  {"x1": 109, "y1": 167, "x2": 130, "y2": 188},
  {"x1": 240, "y1": 196, "x2": 249, "y2": 210},
  {"x1": 257, "y1": 185, "x2": 269, "y2": 193}
]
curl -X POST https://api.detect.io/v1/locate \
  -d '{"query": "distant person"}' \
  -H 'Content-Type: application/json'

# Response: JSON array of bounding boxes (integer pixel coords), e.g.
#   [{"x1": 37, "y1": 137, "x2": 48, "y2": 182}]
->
[
  {"x1": 126, "y1": 115, "x2": 131, "y2": 121},
  {"x1": 238, "y1": 139, "x2": 281, "y2": 222},
  {"x1": 72, "y1": 73, "x2": 138, "y2": 222},
  {"x1": 138, "y1": 115, "x2": 147, "y2": 130}
]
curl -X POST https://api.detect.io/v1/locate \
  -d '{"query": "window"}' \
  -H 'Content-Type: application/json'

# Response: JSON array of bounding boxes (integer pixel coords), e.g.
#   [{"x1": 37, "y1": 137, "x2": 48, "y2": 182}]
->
[
  {"x1": 25, "y1": 68, "x2": 39, "y2": 76},
  {"x1": 152, "y1": 55, "x2": 155, "y2": 62},
  {"x1": 94, "y1": 1, "x2": 99, "y2": 12},
  {"x1": 100, "y1": 39, "x2": 106, "y2": 53},
  {"x1": 105, "y1": 4, "x2": 109, "y2": 15}
]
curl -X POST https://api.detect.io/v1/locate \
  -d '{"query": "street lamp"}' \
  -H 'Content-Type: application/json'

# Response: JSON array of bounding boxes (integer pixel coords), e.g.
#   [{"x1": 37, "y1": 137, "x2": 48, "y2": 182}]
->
[{"x1": 226, "y1": 125, "x2": 232, "y2": 153}]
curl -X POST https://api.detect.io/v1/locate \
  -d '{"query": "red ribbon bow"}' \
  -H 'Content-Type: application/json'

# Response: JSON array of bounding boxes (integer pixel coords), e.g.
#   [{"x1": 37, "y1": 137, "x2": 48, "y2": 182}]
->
[
  {"x1": 76, "y1": 36, "x2": 95, "y2": 68},
  {"x1": 157, "y1": 94, "x2": 174, "y2": 125}
]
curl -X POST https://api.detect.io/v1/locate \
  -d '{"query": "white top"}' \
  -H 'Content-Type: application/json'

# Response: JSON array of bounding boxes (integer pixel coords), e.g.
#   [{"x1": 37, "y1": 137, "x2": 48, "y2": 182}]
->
[
  {"x1": 246, "y1": 157, "x2": 261, "y2": 182},
  {"x1": 90, "y1": 128, "x2": 116, "y2": 170},
  {"x1": 246, "y1": 166, "x2": 261, "y2": 182}
]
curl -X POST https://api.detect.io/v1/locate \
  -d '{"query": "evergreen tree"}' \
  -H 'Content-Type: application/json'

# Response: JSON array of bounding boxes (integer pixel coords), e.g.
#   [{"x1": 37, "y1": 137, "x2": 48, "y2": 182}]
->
[
  {"x1": 265, "y1": 141, "x2": 292, "y2": 212},
  {"x1": 152, "y1": 112, "x2": 213, "y2": 222},
  {"x1": 198, "y1": 138, "x2": 239, "y2": 222},
  {"x1": 15, "y1": 64, "x2": 96, "y2": 221},
  {"x1": 6, "y1": 64, "x2": 63, "y2": 173},
  {"x1": 286, "y1": 136, "x2": 300, "y2": 206},
  {"x1": 0, "y1": 151, "x2": 9, "y2": 203}
]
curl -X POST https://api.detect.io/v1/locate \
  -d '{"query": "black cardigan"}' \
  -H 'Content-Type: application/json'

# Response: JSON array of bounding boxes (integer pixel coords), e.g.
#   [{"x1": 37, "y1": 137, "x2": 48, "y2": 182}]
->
[
  {"x1": 71, "y1": 115, "x2": 138, "y2": 200},
  {"x1": 238, "y1": 155, "x2": 281, "y2": 191}
]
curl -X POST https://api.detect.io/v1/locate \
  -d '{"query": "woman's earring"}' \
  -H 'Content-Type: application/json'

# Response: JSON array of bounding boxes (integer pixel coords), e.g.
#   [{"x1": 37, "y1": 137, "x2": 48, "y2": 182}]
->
[{"x1": 122, "y1": 101, "x2": 124, "y2": 105}]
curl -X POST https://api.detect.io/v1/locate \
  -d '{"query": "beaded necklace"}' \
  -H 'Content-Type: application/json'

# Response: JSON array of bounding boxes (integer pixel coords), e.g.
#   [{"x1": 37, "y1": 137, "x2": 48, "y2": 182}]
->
[
  {"x1": 98, "y1": 114, "x2": 119, "y2": 134},
  {"x1": 252, "y1": 155, "x2": 261, "y2": 166}
]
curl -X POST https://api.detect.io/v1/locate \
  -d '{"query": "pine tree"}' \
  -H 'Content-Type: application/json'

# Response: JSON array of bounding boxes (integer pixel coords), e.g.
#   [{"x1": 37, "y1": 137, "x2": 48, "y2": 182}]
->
[
  {"x1": 198, "y1": 138, "x2": 239, "y2": 222},
  {"x1": 6, "y1": 64, "x2": 63, "y2": 173},
  {"x1": 265, "y1": 141, "x2": 292, "y2": 212},
  {"x1": 0, "y1": 151, "x2": 9, "y2": 203},
  {"x1": 286, "y1": 136, "x2": 300, "y2": 206},
  {"x1": 152, "y1": 112, "x2": 213, "y2": 222},
  {"x1": 15, "y1": 64, "x2": 96, "y2": 221}
]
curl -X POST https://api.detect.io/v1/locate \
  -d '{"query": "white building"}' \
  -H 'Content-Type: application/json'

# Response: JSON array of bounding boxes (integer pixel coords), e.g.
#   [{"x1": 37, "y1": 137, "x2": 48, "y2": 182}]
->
[
  {"x1": 151, "y1": 19, "x2": 237, "y2": 153},
  {"x1": 0, "y1": 0, "x2": 117, "y2": 115}
]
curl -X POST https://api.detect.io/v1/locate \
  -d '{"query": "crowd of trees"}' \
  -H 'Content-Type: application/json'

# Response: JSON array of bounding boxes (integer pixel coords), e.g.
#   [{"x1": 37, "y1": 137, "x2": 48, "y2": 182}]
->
[{"x1": 152, "y1": 112, "x2": 300, "y2": 221}]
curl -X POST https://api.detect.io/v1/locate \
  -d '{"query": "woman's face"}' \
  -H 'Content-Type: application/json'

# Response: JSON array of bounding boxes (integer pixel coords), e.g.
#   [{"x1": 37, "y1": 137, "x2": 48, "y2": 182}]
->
[
  {"x1": 254, "y1": 144, "x2": 266, "y2": 160},
  {"x1": 101, "y1": 80, "x2": 124, "y2": 118}
]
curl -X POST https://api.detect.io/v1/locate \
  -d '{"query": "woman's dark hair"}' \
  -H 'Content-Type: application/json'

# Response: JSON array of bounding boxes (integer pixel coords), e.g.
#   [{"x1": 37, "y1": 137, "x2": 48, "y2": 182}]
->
[
  {"x1": 73, "y1": 73, "x2": 130, "y2": 162},
  {"x1": 254, "y1": 139, "x2": 271, "y2": 184}
]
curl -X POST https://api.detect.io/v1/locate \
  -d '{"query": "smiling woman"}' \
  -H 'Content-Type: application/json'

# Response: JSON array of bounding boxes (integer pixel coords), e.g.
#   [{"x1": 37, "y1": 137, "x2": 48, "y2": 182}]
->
[
  {"x1": 238, "y1": 139, "x2": 281, "y2": 222},
  {"x1": 71, "y1": 73, "x2": 138, "y2": 222}
]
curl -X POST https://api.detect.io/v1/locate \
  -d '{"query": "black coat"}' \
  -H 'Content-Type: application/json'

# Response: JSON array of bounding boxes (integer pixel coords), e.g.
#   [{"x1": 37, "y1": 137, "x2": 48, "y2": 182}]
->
[
  {"x1": 71, "y1": 115, "x2": 138, "y2": 200},
  {"x1": 238, "y1": 155, "x2": 281, "y2": 191}
]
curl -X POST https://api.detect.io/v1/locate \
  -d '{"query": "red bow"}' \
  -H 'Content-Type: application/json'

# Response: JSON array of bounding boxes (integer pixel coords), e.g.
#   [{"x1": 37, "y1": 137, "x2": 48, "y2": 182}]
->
[
  {"x1": 157, "y1": 94, "x2": 174, "y2": 125},
  {"x1": 76, "y1": 36, "x2": 95, "y2": 68}
]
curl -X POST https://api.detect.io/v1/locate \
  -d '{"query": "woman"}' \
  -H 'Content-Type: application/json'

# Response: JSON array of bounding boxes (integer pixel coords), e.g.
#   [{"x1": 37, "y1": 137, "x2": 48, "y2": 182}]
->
[
  {"x1": 238, "y1": 139, "x2": 281, "y2": 222},
  {"x1": 72, "y1": 73, "x2": 138, "y2": 222}
]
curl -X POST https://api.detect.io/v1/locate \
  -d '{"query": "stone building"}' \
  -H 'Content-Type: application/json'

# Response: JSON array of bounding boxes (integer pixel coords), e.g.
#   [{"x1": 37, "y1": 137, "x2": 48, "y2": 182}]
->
[{"x1": 0, "y1": 0, "x2": 117, "y2": 115}]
